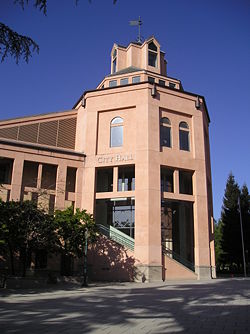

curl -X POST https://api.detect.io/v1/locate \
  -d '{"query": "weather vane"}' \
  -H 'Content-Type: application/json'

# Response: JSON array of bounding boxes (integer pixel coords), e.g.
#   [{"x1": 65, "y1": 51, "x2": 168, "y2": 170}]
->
[{"x1": 129, "y1": 16, "x2": 143, "y2": 43}]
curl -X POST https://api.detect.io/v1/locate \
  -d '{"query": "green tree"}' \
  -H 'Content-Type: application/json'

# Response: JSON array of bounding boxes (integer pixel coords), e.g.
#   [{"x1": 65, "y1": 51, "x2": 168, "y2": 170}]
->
[
  {"x1": 214, "y1": 219, "x2": 223, "y2": 270},
  {"x1": 240, "y1": 184, "x2": 250, "y2": 269},
  {"x1": 54, "y1": 206, "x2": 96, "y2": 273},
  {"x1": 0, "y1": 0, "x2": 117, "y2": 63},
  {"x1": 0, "y1": 200, "x2": 57, "y2": 276},
  {"x1": 221, "y1": 173, "x2": 241, "y2": 270},
  {"x1": 220, "y1": 173, "x2": 250, "y2": 273}
]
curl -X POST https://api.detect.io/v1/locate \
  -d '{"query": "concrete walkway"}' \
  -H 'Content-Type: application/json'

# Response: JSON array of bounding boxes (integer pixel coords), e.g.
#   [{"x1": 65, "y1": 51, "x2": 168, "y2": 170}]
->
[{"x1": 0, "y1": 278, "x2": 250, "y2": 333}]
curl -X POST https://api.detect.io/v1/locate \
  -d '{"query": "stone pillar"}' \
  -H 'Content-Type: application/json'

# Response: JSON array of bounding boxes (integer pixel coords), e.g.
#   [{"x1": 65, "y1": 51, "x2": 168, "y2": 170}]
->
[
  {"x1": 193, "y1": 169, "x2": 212, "y2": 280},
  {"x1": 134, "y1": 100, "x2": 162, "y2": 282},
  {"x1": 174, "y1": 170, "x2": 179, "y2": 194},
  {"x1": 55, "y1": 162, "x2": 67, "y2": 210},
  {"x1": 37, "y1": 163, "x2": 43, "y2": 189},
  {"x1": 10, "y1": 156, "x2": 24, "y2": 201},
  {"x1": 81, "y1": 165, "x2": 95, "y2": 214},
  {"x1": 75, "y1": 166, "x2": 84, "y2": 209},
  {"x1": 192, "y1": 113, "x2": 212, "y2": 280},
  {"x1": 113, "y1": 166, "x2": 118, "y2": 192}
]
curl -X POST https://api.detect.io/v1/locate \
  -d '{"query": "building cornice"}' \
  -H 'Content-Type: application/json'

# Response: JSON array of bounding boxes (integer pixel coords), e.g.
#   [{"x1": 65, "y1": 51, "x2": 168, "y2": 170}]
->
[
  {"x1": 0, "y1": 138, "x2": 86, "y2": 158},
  {"x1": 72, "y1": 81, "x2": 210, "y2": 123}
]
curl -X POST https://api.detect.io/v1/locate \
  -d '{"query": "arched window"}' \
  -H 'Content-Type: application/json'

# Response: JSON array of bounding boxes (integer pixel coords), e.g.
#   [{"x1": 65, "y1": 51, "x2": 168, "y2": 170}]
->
[
  {"x1": 148, "y1": 41, "x2": 158, "y2": 67},
  {"x1": 179, "y1": 121, "x2": 190, "y2": 151},
  {"x1": 110, "y1": 117, "x2": 123, "y2": 147},
  {"x1": 160, "y1": 117, "x2": 171, "y2": 148}
]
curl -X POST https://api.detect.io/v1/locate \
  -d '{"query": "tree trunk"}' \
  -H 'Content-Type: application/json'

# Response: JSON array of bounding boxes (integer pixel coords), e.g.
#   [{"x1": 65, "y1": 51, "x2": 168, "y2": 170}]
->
[
  {"x1": 8, "y1": 243, "x2": 15, "y2": 275},
  {"x1": 20, "y1": 248, "x2": 27, "y2": 277}
]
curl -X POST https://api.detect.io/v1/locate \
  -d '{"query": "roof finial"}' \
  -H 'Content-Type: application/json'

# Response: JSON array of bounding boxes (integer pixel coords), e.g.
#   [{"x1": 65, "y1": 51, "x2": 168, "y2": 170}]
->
[{"x1": 129, "y1": 16, "x2": 143, "y2": 44}]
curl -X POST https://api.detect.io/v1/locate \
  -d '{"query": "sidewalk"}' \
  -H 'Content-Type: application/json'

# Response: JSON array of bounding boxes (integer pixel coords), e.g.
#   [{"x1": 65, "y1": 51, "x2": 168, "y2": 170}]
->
[{"x1": 1, "y1": 278, "x2": 250, "y2": 333}]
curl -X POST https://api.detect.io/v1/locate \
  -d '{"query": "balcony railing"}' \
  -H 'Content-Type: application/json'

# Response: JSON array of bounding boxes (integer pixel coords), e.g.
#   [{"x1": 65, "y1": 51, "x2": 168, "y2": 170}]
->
[
  {"x1": 162, "y1": 244, "x2": 195, "y2": 272},
  {"x1": 97, "y1": 224, "x2": 134, "y2": 251}
]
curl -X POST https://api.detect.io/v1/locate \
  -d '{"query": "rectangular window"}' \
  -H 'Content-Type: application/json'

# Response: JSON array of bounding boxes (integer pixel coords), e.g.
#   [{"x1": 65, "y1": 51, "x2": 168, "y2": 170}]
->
[
  {"x1": 179, "y1": 130, "x2": 190, "y2": 151},
  {"x1": 169, "y1": 82, "x2": 176, "y2": 89},
  {"x1": 132, "y1": 76, "x2": 140, "y2": 84},
  {"x1": 66, "y1": 167, "x2": 77, "y2": 192},
  {"x1": 148, "y1": 76, "x2": 155, "y2": 84},
  {"x1": 179, "y1": 171, "x2": 193, "y2": 195},
  {"x1": 41, "y1": 164, "x2": 57, "y2": 190},
  {"x1": 161, "y1": 167, "x2": 174, "y2": 192},
  {"x1": 118, "y1": 165, "x2": 135, "y2": 191},
  {"x1": 96, "y1": 168, "x2": 113, "y2": 192},
  {"x1": 0, "y1": 158, "x2": 13, "y2": 184},
  {"x1": 22, "y1": 161, "x2": 39, "y2": 188},
  {"x1": 159, "y1": 80, "x2": 165, "y2": 86},
  {"x1": 148, "y1": 51, "x2": 157, "y2": 67},
  {"x1": 120, "y1": 78, "x2": 129, "y2": 85},
  {"x1": 110, "y1": 125, "x2": 123, "y2": 147},
  {"x1": 109, "y1": 80, "x2": 117, "y2": 87},
  {"x1": 160, "y1": 125, "x2": 171, "y2": 147},
  {"x1": 113, "y1": 58, "x2": 117, "y2": 73}
]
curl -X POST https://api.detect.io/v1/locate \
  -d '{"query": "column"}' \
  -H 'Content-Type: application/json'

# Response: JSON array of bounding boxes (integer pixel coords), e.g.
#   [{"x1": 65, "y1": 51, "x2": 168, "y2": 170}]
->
[
  {"x1": 37, "y1": 163, "x2": 43, "y2": 189},
  {"x1": 10, "y1": 156, "x2": 24, "y2": 201},
  {"x1": 75, "y1": 166, "x2": 84, "y2": 209},
  {"x1": 113, "y1": 166, "x2": 118, "y2": 192},
  {"x1": 55, "y1": 162, "x2": 67, "y2": 210}
]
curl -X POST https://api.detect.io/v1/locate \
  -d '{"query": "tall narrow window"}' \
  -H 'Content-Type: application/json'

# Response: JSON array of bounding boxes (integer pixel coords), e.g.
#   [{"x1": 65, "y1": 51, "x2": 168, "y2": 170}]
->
[
  {"x1": 179, "y1": 121, "x2": 190, "y2": 151},
  {"x1": 179, "y1": 170, "x2": 193, "y2": 195},
  {"x1": 110, "y1": 117, "x2": 123, "y2": 147},
  {"x1": 160, "y1": 117, "x2": 171, "y2": 147},
  {"x1": 112, "y1": 49, "x2": 117, "y2": 73},
  {"x1": 96, "y1": 168, "x2": 113, "y2": 192},
  {"x1": 148, "y1": 41, "x2": 158, "y2": 67},
  {"x1": 118, "y1": 165, "x2": 135, "y2": 191},
  {"x1": 161, "y1": 167, "x2": 174, "y2": 192}
]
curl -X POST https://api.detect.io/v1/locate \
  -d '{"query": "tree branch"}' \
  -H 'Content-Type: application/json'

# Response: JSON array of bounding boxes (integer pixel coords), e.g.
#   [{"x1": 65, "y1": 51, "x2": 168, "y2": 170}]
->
[{"x1": 0, "y1": 23, "x2": 39, "y2": 63}]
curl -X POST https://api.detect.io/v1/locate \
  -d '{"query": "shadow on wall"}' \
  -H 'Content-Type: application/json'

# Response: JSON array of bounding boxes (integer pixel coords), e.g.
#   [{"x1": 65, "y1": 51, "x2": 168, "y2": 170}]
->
[{"x1": 88, "y1": 235, "x2": 136, "y2": 282}]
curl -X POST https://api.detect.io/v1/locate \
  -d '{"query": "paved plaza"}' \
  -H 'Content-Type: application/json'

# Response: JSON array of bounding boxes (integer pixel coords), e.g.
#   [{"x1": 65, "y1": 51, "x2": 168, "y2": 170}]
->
[{"x1": 0, "y1": 278, "x2": 250, "y2": 333}]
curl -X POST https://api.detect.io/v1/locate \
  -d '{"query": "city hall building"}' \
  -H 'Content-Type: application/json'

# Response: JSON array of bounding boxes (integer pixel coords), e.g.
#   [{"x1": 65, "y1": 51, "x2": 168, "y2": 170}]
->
[{"x1": 0, "y1": 37, "x2": 215, "y2": 281}]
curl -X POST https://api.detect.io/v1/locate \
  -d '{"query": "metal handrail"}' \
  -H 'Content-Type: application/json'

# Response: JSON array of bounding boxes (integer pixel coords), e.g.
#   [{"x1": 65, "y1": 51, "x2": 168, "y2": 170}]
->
[
  {"x1": 162, "y1": 244, "x2": 195, "y2": 272},
  {"x1": 97, "y1": 224, "x2": 135, "y2": 251}
]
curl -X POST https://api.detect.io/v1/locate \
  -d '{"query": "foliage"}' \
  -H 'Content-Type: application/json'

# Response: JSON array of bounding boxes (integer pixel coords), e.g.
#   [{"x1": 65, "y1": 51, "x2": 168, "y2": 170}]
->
[
  {"x1": 0, "y1": 23, "x2": 39, "y2": 64},
  {"x1": 214, "y1": 219, "x2": 223, "y2": 268},
  {"x1": 0, "y1": 200, "x2": 57, "y2": 276},
  {"x1": 0, "y1": 0, "x2": 117, "y2": 63},
  {"x1": 220, "y1": 173, "x2": 250, "y2": 273},
  {"x1": 54, "y1": 206, "x2": 96, "y2": 259}
]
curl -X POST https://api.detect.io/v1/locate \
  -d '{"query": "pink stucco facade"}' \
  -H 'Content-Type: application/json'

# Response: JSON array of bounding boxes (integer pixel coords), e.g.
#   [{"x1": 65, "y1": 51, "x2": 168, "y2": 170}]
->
[{"x1": 0, "y1": 37, "x2": 215, "y2": 281}]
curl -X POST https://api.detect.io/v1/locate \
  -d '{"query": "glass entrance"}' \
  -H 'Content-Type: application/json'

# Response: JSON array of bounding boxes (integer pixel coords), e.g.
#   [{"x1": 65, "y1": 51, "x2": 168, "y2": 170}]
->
[
  {"x1": 161, "y1": 200, "x2": 194, "y2": 268},
  {"x1": 96, "y1": 198, "x2": 135, "y2": 238}
]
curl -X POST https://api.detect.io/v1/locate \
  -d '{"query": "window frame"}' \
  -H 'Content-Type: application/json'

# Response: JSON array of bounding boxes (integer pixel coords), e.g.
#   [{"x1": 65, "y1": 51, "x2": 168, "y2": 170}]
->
[
  {"x1": 120, "y1": 77, "x2": 129, "y2": 86},
  {"x1": 110, "y1": 116, "x2": 124, "y2": 148},
  {"x1": 109, "y1": 80, "x2": 117, "y2": 87},
  {"x1": 132, "y1": 76, "x2": 140, "y2": 84},
  {"x1": 160, "y1": 117, "x2": 172, "y2": 148},
  {"x1": 148, "y1": 41, "x2": 158, "y2": 68},
  {"x1": 179, "y1": 121, "x2": 190, "y2": 151}
]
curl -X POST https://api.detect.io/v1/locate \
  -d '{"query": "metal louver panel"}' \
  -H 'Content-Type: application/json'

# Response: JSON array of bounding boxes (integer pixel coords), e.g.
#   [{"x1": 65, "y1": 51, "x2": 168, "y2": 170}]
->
[
  {"x1": 18, "y1": 123, "x2": 39, "y2": 143},
  {"x1": 0, "y1": 126, "x2": 18, "y2": 140},
  {"x1": 38, "y1": 120, "x2": 58, "y2": 146},
  {"x1": 0, "y1": 116, "x2": 77, "y2": 150},
  {"x1": 57, "y1": 118, "x2": 76, "y2": 149}
]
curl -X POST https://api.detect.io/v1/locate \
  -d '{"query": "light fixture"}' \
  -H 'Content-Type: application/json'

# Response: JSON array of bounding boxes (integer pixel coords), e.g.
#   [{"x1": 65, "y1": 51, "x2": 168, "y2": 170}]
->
[
  {"x1": 195, "y1": 96, "x2": 200, "y2": 109},
  {"x1": 81, "y1": 97, "x2": 86, "y2": 108},
  {"x1": 151, "y1": 84, "x2": 157, "y2": 97}
]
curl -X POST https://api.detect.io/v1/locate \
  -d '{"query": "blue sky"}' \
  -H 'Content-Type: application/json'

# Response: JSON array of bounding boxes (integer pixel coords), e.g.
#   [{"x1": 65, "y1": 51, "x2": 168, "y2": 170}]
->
[{"x1": 1, "y1": 0, "x2": 250, "y2": 220}]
